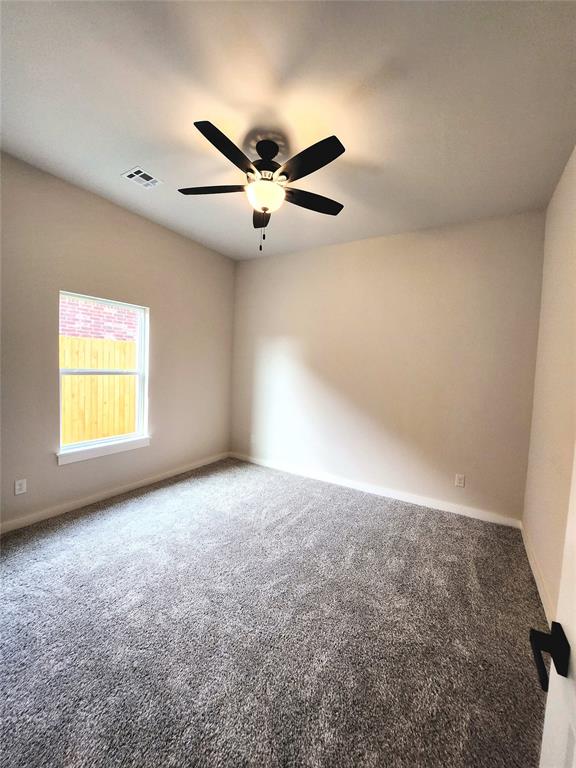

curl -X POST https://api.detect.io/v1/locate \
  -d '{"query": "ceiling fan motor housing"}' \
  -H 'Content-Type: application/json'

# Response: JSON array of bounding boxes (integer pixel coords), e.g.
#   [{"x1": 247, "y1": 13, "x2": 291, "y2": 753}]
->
[{"x1": 253, "y1": 156, "x2": 281, "y2": 175}]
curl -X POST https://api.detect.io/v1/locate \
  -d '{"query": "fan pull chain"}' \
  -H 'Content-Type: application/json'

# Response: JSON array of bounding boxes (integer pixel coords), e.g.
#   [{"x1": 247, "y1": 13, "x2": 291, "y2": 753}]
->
[{"x1": 259, "y1": 227, "x2": 267, "y2": 252}]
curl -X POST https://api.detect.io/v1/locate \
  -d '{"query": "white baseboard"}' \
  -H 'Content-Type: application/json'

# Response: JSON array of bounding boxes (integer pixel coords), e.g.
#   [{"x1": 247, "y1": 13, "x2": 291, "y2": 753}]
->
[
  {"x1": 229, "y1": 453, "x2": 522, "y2": 529},
  {"x1": 2, "y1": 448, "x2": 523, "y2": 536},
  {"x1": 521, "y1": 524, "x2": 554, "y2": 624},
  {"x1": 0, "y1": 452, "x2": 229, "y2": 535}
]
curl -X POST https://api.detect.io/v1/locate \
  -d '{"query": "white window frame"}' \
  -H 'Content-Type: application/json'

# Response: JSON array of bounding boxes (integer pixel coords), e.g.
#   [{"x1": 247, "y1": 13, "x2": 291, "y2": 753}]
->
[{"x1": 57, "y1": 291, "x2": 150, "y2": 465}]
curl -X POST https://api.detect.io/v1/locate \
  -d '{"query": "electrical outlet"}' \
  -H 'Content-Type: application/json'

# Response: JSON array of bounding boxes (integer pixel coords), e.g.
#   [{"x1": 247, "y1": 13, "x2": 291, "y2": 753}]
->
[
  {"x1": 454, "y1": 474, "x2": 466, "y2": 489},
  {"x1": 14, "y1": 479, "x2": 27, "y2": 495}
]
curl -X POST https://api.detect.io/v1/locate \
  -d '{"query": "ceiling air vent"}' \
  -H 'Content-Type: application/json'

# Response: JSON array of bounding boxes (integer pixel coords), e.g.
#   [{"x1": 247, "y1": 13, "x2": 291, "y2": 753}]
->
[{"x1": 122, "y1": 167, "x2": 162, "y2": 188}]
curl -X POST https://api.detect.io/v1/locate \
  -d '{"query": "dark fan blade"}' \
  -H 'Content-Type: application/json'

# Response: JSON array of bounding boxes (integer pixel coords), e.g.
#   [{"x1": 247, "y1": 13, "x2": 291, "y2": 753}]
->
[
  {"x1": 195, "y1": 121, "x2": 255, "y2": 174},
  {"x1": 253, "y1": 210, "x2": 271, "y2": 229},
  {"x1": 179, "y1": 185, "x2": 245, "y2": 195},
  {"x1": 276, "y1": 136, "x2": 345, "y2": 182},
  {"x1": 285, "y1": 188, "x2": 343, "y2": 215}
]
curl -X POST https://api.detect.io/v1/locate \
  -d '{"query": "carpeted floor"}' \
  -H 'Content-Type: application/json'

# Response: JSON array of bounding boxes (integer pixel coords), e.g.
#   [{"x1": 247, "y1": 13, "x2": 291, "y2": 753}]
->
[{"x1": 1, "y1": 458, "x2": 548, "y2": 768}]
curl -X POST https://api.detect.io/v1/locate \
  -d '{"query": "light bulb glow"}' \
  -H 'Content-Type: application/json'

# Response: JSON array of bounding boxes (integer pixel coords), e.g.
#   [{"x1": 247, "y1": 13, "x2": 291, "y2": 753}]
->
[{"x1": 245, "y1": 180, "x2": 286, "y2": 213}]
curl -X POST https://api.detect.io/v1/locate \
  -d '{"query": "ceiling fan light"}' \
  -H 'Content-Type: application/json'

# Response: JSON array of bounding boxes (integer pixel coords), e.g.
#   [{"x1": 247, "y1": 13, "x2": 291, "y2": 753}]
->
[{"x1": 245, "y1": 179, "x2": 286, "y2": 213}]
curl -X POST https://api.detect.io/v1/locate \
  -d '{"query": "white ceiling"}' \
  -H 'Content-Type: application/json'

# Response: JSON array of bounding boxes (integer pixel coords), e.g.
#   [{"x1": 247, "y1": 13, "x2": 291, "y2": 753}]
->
[{"x1": 2, "y1": 1, "x2": 576, "y2": 260}]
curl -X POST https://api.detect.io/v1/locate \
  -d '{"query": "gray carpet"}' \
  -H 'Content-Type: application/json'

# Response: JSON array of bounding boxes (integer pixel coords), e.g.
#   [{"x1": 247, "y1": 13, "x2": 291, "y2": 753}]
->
[{"x1": 1, "y1": 458, "x2": 548, "y2": 767}]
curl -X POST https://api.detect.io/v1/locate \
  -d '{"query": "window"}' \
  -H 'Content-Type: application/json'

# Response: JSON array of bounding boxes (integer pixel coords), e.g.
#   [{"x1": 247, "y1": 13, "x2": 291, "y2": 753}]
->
[{"x1": 58, "y1": 292, "x2": 149, "y2": 464}]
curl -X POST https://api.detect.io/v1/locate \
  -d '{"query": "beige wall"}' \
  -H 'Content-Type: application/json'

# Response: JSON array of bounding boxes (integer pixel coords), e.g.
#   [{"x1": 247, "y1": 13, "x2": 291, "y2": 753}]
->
[
  {"x1": 2, "y1": 151, "x2": 563, "y2": 560},
  {"x1": 523, "y1": 146, "x2": 576, "y2": 621},
  {"x1": 232, "y1": 212, "x2": 544, "y2": 523},
  {"x1": 1, "y1": 154, "x2": 235, "y2": 530}
]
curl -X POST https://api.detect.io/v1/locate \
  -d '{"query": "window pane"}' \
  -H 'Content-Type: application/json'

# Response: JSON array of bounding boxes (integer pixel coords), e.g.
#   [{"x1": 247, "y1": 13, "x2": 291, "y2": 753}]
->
[
  {"x1": 60, "y1": 374, "x2": 137, "y2": 446},
  {"x1": 59, "y1": 294, "x2": 139, "y2": 370}
]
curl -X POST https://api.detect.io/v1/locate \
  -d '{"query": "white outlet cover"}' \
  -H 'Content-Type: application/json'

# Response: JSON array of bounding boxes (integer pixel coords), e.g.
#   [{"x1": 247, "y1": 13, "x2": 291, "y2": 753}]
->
[
  {"x1": 455, "y1": 474, "x2": 466, "y2": 488},
  {"x1": 14, "y1": 479, "x2": 27, "y2": 495}
]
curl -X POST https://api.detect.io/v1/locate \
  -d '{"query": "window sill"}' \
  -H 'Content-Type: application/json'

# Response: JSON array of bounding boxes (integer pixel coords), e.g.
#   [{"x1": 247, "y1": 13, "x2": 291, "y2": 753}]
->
[{"x1": 57, "y1": 435, "x2": 150, "y2": 465}]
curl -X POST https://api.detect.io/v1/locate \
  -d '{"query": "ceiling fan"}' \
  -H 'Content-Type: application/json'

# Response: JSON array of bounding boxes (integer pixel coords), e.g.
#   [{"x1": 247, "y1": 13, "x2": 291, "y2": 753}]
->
[{"x1": 179, "y1": 121, "x2": 345, "y2": 231}]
